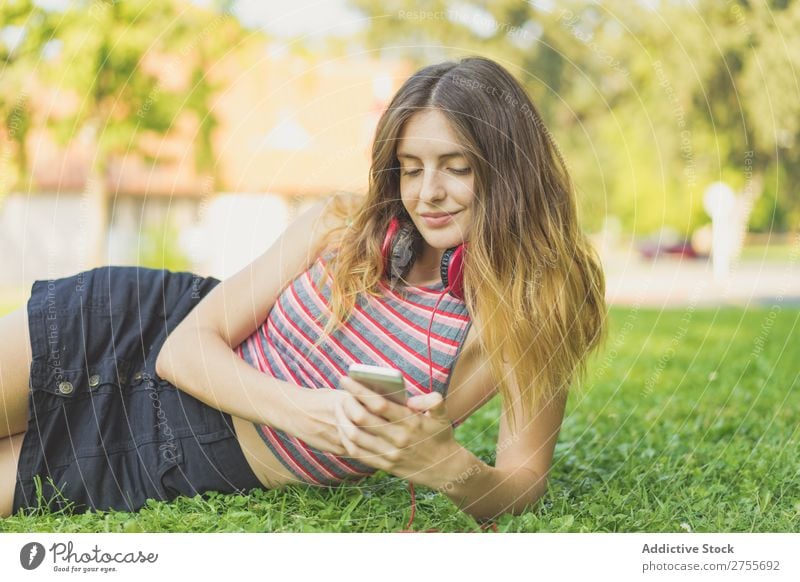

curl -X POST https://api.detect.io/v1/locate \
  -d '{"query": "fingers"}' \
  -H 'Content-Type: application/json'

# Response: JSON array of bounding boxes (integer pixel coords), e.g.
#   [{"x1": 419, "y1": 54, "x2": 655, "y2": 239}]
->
[
  {"x1": 342, "y1": 394, "x2": 389, "y2": 431},
  {"x1": 339, "y1": 377, "x2": 414, "y2": 423},
  {"x1": 341, "y1": 395, "x2": 413, "y2": 448},
  {"x1": 407, "y1": 392, "x2": 444, "y2": 412},
  {"x1": 333, "y1": 401, "x2": 394, "y2": 463}
]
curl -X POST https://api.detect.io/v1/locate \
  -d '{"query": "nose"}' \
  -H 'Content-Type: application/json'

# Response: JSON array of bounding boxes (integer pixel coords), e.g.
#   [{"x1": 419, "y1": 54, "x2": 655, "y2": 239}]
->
[{"x1": 418, "y1": 168, "x2": 447, "y2": 206}]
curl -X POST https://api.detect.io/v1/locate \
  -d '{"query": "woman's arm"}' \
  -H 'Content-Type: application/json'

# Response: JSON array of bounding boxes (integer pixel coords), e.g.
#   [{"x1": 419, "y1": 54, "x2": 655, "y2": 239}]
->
[
  {"x1": 336, "y1": 360, "x2": 567, "y2": 522},
  {"x1": 428, "y1": 444, "x2": 550, "y2": 522},
  {"x1": 427, "y1": 383, "x2": 567, "y2": 522},
  {"x1": 155, "y1": 193, "x2": 362, "y2": 455},
  {"x1": 158, "y1": 324, "x2": 351, "y2": 456},
  {"x1": 162, "y1": 193, "x2": 355, "y2": 353}
]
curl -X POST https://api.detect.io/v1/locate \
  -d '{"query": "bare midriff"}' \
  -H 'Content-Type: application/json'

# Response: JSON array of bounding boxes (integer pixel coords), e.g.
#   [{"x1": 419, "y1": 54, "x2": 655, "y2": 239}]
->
[
  {"x1": 227, "y1": 323, "x2": 488, "y2": 492},
  {"x1": 230, "y1": 415, "x2": 302, "y2": 489}
]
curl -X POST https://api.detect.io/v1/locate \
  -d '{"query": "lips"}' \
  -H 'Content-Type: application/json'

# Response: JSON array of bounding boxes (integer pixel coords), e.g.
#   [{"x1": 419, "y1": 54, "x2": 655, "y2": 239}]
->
[
  {"x1": 420, "y1": 211, "x2": 460, "y2": 218},
  {"x1": 419, "y1": 211, "x2": 460, "y2": 228}
]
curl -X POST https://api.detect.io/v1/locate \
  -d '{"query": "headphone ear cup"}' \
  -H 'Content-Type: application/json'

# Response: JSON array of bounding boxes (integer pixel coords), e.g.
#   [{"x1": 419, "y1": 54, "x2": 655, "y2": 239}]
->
[
  {"x1": 441, "y1": 243, "x2": 467, "y2": 300},
  {"x1": 382, "y1": 216, "x2": 420, "y2": 283},
  {"x1": 381, "y1": 216, "x2": 401, "y2": 279},
  {"x1": 383, "y1": 216, "x2": 466, "y2": 298}
]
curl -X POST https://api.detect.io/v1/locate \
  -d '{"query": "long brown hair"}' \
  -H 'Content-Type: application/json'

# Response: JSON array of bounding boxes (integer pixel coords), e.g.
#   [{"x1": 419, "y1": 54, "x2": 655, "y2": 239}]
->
[{"x1": 313, "y1": 56, "x2": 607, "y2": 431}]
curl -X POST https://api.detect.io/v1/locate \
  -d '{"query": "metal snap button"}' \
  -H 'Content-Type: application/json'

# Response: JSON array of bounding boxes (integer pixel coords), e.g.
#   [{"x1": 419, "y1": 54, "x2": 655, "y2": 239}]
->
[
  {"x1": 88, "y1": 374, "x2": 100, "y2": 388},
  {"x1": 58, "y1": 381, "x2": 74, "y2": 395},
  {"x1": 132, "y1": 371, "x2": 143, "y2": 382}
]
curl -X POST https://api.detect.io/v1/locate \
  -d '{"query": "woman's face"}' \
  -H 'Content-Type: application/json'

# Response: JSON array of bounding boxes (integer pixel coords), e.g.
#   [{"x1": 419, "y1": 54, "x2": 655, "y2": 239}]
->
[{"x1": 397, "y1": 109, "x2": 475, "y2": 255}]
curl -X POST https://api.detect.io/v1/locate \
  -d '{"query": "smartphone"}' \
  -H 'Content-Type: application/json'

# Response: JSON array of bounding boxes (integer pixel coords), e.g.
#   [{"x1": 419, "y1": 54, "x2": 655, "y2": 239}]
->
[{"x1": 347, "y1": 364, "x2": 408, "y2": 405}]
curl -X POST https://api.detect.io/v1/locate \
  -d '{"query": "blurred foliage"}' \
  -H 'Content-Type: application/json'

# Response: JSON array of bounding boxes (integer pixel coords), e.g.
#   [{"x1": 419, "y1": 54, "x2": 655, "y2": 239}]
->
[
  {"x1": 0, "y1": 0, "x2": 254, "y2": 264},
  {"x1": 35, "y1": 0, "x2": 248, "y2": 189},
  {"x1": 0, "y1": 0, "x2": 58, "y2": 198},
  {"x1": 136, "y1": 216, "x2": 193, "y2": 272},
  {"x1": 3, "y1": 0, "x2": 799, "y2": 236},
  {"x1": 0, "y1": 0, "x2": 230, "y2": 185},
  {"x1": 348, "y1": 0, "x2": 800, "y2": 235}
]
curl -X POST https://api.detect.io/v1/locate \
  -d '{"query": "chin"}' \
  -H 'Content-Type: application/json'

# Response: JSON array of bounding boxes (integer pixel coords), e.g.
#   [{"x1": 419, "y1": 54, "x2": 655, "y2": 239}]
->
[
  {"x1": 412, "y1": 213, "x2": 469, "y2": 244},
  {"x1": 421, "y1": 232, "x2": 463, "y2": 250}
]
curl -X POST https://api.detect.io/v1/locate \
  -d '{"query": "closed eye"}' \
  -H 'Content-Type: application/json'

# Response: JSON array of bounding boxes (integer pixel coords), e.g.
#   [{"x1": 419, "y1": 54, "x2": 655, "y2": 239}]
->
[{"x1": 401, "y1": 168, "x2": 471, "y2": 176}]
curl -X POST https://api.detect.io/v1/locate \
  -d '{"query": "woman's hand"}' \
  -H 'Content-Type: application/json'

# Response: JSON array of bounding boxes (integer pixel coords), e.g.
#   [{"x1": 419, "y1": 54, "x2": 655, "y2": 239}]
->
[
  {"x1": 284, "y1": 387, "x2": 370, "y2": 457},
  {"x1": 335, "y1": 376, "x2": 460, "y2": 488}
]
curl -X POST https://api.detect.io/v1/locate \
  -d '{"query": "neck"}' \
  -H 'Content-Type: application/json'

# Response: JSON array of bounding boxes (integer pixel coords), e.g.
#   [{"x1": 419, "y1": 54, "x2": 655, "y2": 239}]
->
[{"x1": 405, "y1": 245, "x2": 444, "y2": 285}]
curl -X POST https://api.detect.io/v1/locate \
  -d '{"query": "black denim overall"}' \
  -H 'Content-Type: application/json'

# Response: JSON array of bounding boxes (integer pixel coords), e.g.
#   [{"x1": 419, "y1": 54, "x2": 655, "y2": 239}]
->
[{"x1": 13, "y1": 266, "x2": 262, "y2": 515}]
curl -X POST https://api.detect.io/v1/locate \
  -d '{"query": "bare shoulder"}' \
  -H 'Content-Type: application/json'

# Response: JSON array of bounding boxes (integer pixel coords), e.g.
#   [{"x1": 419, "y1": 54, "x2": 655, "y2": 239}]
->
[{"x1": 158, "y1": 192, "x2": 358, "y2": 361}]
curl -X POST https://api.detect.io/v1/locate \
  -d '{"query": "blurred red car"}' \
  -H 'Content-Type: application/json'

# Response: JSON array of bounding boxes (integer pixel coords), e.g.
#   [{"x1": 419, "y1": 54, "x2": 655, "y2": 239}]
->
[{"x1": 638, "y1": 240, "x2": 702, "y2": 259}]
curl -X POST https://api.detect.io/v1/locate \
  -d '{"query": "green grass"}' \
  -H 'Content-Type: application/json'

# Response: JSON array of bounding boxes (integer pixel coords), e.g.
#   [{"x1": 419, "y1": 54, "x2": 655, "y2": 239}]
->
[
  {"x1": 1, "y1": 306, "x2": 798, "y2": 532},
  {"x1": 738, "y1": 243, "x2": 798, "y2": 262}
]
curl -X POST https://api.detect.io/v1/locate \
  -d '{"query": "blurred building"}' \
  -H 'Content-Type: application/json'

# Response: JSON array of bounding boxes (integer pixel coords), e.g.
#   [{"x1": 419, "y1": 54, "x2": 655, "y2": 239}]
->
[{"x1": 0, "y1": 48, "x2": 414, "y2": 286}]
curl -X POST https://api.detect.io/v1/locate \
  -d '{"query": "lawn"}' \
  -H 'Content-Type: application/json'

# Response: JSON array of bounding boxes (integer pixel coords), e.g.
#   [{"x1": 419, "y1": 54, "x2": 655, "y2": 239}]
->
[
  {"x1": 1, "y1": 306, "x2": 798, "y2": 532},
  {"x1": 738, "y1": 243, "x2": 799, "y2": 262}
]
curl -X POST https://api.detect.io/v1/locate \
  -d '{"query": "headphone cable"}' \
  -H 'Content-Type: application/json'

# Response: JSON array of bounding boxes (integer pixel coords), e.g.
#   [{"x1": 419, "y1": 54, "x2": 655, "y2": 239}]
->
[{"x1": 397, "y1": 289, "x2": 498, "y2": 534}]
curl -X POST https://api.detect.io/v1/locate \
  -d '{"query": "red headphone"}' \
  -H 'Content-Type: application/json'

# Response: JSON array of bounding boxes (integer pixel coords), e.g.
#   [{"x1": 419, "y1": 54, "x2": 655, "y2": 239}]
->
[{"x1": 380, "y1": 216, "x2": 467, "y2": 300}]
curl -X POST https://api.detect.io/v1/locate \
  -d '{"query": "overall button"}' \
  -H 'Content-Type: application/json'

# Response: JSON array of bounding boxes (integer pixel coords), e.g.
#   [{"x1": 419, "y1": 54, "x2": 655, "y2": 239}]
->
[
  {"x1": 132, "y1": 371, "x2": 143, "y2": 382},
  {"x1": 88, "y1": 374, "x2": 101, "y2": 388},
  {"x1": 58, "y1": 381, "x2": 74, "y2": 395}
]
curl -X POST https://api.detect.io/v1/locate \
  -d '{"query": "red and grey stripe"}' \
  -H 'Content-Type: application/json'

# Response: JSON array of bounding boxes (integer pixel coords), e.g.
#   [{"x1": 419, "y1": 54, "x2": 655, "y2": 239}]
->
[{"x1": 235, "y1": 251, "x2": 472, "y2": 485}]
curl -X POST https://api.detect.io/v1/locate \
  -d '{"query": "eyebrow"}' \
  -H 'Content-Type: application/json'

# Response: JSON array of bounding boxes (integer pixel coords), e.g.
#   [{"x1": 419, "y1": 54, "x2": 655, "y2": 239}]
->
[{"x1": 396, "y1": 151, "x2": 466, "y2": 161}]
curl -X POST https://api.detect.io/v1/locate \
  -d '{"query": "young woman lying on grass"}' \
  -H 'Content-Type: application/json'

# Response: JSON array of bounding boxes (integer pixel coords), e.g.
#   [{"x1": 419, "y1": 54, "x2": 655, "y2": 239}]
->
[{"x1": 0, "y1": 55, "x2": 606, "y2": 523}]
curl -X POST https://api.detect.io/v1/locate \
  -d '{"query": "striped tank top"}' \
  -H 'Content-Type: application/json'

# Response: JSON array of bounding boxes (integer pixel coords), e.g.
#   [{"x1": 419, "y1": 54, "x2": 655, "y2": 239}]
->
[{"x1": 234, "y1": 249, "x2": 473, "y2": 486}]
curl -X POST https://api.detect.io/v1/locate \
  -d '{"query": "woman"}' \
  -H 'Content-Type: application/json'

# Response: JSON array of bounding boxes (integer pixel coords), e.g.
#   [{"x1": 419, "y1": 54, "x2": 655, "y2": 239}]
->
[{"x1": 0, "y1": 55, "x2": 607, "y2": 522}]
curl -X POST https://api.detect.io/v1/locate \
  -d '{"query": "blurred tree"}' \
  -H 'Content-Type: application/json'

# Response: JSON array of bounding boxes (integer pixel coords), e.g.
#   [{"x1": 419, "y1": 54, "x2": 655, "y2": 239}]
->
[
  {"x1": 174, "y1": 0, "x2": 244, "y2": 190},
  {"x1": 738, "y1": 1, "x2": 800, "y2": 231},
  {"x1": 348, "y1": 0, "x2": 800, "y2": 235},
  {"x1": 0, "y1": 0, "x2": 59, "y2": 201},
  {"x1": 30, "y1": 0, "x2": 251, "y2": 266},
  {"x1": 137, "y1": 215, "x2": 193, "y2": 272}
]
